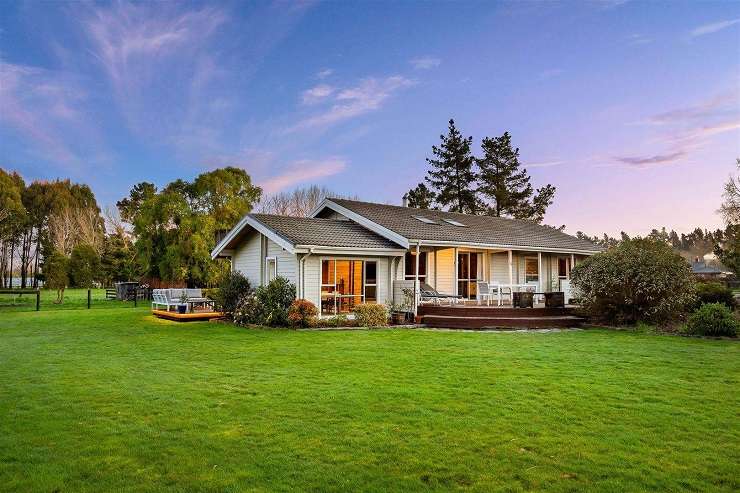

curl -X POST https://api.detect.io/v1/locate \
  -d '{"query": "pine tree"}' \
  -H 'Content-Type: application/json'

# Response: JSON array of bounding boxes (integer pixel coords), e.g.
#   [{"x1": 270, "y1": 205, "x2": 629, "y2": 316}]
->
[
  {"x1": 405, "y1": 183, "x2": 436, "y2": 209},
  {"x1": 424, "y1": 119, "x2": 479, "y2": 214},
  {"x1": 477, "y1": 132, "x2": 556, "y2": 223}
]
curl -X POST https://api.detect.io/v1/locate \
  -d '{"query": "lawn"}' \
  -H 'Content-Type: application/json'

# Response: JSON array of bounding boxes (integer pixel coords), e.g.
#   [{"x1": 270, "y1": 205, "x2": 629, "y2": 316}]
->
[{"x1": 1, "y1": 307, "x2": 738, "y2": 492}]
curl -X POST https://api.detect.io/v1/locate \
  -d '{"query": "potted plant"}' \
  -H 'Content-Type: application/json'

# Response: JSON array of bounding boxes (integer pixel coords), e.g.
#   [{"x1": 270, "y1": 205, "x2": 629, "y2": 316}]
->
[{"x1": 178, "y1": 290, "x2": 189, "y2": 314}]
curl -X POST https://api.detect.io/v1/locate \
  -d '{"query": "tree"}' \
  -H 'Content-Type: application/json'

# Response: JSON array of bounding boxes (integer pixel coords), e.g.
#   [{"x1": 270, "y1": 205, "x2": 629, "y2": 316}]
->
[
  {"x1": 719, "y1": 158, "x2": 740, "y2": 225},
  {"x1": 405, "y1": 183, "x2": 436, "y2": 209},
  {"x1": 121, "y1": 167, "x2": 261, "y2": 286},
  {"x1": 477, "y1": 132, "x2": 556, "y2": 222},
  {"x1": 44, "y1": 250, "x2": 69, "y2": 303},
  {"x1": 69, "y1": 244, "x2": 100, "y2": 288},
  {"x1": 258, "y1": 185, "x2": 358, "y2": 217},
  {"x1": 0, "y1": 169, "x2": 26, "y2": 288},
  {"x1": 425, "y1": 119, "x2": 479, "y2": 214}
]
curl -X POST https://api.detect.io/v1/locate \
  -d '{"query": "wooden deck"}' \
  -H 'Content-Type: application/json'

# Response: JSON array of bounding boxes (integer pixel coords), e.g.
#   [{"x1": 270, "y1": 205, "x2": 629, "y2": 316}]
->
[
  {"x1": 152, "y1": 309, "x2": 224, "y2": 321},
  {"x1": 418, "y1": 304, "x2": 585, "y2": 329}
]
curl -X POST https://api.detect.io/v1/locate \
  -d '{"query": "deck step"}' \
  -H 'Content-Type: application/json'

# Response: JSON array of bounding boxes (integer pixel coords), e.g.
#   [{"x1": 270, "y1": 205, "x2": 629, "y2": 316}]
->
[
  {"x1": 418, "y1": 306, "x2": 578, "y2": 318},
  {"x1": 421, "y1": 314, "x2": 585, "y2": 329}
]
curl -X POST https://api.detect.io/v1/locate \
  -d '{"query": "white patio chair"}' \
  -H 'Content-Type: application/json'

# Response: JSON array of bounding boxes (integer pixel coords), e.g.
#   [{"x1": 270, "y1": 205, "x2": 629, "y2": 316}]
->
[{"x1": 476, "y1": 281, "x2": 494, "y2": 306}]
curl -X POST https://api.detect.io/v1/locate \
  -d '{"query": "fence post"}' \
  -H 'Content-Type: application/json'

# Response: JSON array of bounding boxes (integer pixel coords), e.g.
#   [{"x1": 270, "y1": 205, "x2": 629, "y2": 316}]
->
[
  {"x1": 87, "y1": 289, "x2": 91, "y2": 309},
  {"x1": 134, "y1": 290, "x2": 137, "y2": 308},
  {"x1": 36, "y1": 289, "x2": 40, "y2": 311}
]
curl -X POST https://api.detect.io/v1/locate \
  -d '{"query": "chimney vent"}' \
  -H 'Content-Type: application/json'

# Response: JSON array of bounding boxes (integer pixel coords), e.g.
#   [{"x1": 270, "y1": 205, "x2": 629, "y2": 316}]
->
[{"x1": 402, "y1": 194, "x2": 409, "y2": 207}]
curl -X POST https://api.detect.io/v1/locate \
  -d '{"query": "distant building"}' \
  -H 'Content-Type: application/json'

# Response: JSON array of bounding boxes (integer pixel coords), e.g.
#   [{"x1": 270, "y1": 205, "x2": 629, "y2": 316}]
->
[{"x1": 691, "y1": 256, "x2": 732, "y2": 280}]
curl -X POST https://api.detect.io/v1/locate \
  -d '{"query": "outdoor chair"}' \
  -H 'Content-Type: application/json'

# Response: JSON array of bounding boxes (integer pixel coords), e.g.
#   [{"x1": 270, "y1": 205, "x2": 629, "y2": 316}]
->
[
  {"x1": 419, "y1": 282, "x2": 464, "y2": 305},
  {"x1": 476, "y1": 281, "x2": 495, "y2": 306}
]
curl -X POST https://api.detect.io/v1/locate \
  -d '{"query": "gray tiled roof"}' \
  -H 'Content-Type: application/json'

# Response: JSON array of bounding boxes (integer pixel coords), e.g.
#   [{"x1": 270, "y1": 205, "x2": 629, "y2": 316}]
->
[
  {"x1": 251, "y1": 214, "x2": 402, "y2": 249},
  {"x1": 327, "y1": 199, "x2": 603, "y2": 252}
]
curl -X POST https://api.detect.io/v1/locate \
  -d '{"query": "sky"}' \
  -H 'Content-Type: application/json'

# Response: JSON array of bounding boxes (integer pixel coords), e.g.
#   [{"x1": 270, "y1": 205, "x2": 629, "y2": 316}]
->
[{"x1": 1, "y1": 0, "x2": 739, "y2": 237}]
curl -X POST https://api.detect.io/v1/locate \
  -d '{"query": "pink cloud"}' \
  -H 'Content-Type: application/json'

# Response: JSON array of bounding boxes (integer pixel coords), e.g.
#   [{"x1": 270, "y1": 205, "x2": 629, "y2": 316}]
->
[{"x1": 260, "y1": 158, "x2": 347, "y2": 193}]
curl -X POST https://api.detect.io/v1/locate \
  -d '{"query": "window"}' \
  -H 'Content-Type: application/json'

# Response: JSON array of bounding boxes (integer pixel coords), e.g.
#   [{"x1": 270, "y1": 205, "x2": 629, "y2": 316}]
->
[
  {"x1": 364, "y1": 261, "x2": 377, "y2": 303},
  {"x1": 558, "y1": 257, "x2": 569, "y2": 278},
  {"x1": 525, "y1": 257, "x2": 539, "y2": 284},
  {"x1": 404, "y1": 251, "x2": 427, "y2": 281},
  {"x1": 457, "y1": 252, "x2": 480, "y2": 299},
  {"x1": 412, "y1": 215, "x2": 438, "y2": 224},
  {"x1": 321, "y1": 259, "x2": 377, "y2": 315},
  {"x1": 266, "y1": 257, "x2": 277, "y2": 283},
  {"x1": 442, "y1": 218, "x2": 466, "y2": 227}
]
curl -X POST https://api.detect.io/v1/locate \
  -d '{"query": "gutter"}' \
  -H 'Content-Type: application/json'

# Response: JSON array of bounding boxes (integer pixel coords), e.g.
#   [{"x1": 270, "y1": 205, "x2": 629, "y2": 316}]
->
[{"x1": 298, "y1": 248, "x2": 314, "y2": 299}]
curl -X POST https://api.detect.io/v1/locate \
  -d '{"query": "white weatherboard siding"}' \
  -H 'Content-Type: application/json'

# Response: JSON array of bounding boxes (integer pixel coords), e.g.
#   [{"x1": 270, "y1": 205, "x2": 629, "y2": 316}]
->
[
  {"x1": 232, "y1": 232, "x2": 299, "y2": 287},
  {"x1": 303, "y1": 255, "x2": 391, "y2": 307},
  {"x1": 266, "y1": 238, "x2": 298, "y2": 286},
  {"x1": 232, "y1": 231, "x2": 262, "y2": 286}
]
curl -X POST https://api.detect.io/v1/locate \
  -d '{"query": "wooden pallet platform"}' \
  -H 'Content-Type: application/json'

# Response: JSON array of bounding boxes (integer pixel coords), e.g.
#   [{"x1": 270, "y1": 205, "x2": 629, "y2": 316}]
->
[
  {"x1": 152, "y1": 309, "x2": 224, "y2": 321},
  {"x1": 418, "y1": 305, "x2": 585, "y2": 329}
]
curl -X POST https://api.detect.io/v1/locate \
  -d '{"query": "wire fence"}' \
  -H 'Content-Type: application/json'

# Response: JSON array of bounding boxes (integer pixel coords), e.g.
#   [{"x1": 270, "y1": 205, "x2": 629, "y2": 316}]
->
[{"x1": 0, "y1": 288, "x2": 151, "y2": 313}]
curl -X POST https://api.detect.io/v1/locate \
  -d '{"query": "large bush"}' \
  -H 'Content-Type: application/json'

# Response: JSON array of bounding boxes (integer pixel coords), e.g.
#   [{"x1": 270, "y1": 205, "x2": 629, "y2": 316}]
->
[
  {"x1": 233, "y1": 294, "x2": 264, "y2": 326},
  {"x1": 352, "y1": 303, "x2": 388, "y2": 327},
  {"x1": 571, "y1": 238, "x2": 696, "y2": 324},
  {"x1": 695, "y1": 282, "x2": 735, "y2": 309},
  {"x1": 216, "y1": 271, "x2": 252, "y2": 314},
  {"x1": 69, "y1": 244, "x2": 99, "y2": 288},
  {"x1": 255, "y1": 277, "x2": 296, "y2": 327},
  {"x1": 684, "y1": 303, "x2": 739, "y2": 337},
  {"x1": 287, "y1": 299, "x2": 318, "y2": 328}
]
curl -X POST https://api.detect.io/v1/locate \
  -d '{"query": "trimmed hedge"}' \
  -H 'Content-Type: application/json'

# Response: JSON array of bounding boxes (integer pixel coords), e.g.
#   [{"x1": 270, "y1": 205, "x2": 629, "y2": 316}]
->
[
  {"x1": 352, "y1": 303, "x2": 388, "y2": 327},
  {"x1": 696, "y1": 282, "x2": 736, "y2": 309}
]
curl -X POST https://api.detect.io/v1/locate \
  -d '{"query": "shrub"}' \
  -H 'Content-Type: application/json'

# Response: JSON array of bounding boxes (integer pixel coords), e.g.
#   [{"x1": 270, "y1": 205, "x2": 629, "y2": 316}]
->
[
  {"x1": 311, "y1": 314, "x2": 355, "y2": 328},
  {"x1": 68, "y1": 244, "x2": 99, "y2": 288},
  {"x1": 216, "y1": 271, "x2": 252, "y2": 314},
  {"x1": 254, "y1": 277, "x2": 296, "y2": 327},
  {"x1": 288, "y1": 299, "x2": 318, "y2": 328},
  {"x1": 232, "y1": 294, "x2": 264, "y2": 326},
  {"x1": 571, "y1": 238, "x2": 696, "y2": 325},
  {"x1": 695, "y1": 282, "x2": 735, "y2": 309},
  {"x1": 684, "y1": 303, "x2": 739, "y2": 337},
  {"x1": 352, "y1": 303, "x2": 388, "y2": 327}
]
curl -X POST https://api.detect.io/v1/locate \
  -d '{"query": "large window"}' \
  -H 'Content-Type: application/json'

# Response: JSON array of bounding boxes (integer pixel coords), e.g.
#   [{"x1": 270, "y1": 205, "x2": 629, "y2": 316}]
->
[
  {"x1": 321, "y1": 259, "x2": 378, "y2": 315},
  {"x1": 525, "y1": 257, "x2": 539, "y2": 284},
  {"x1": 404, "y1": 251, "x2": 427, "y2": 281},
  {"x1": 457, "y1": 252, "x2": 480, "y2": 299}
]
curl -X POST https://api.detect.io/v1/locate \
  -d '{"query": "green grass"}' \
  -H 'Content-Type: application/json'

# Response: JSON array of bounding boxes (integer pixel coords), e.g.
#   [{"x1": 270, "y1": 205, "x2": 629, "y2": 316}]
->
[
  {"x1": 1, "y1": 308, "x2": 738, "y2": 492},
  {"x1": 0, "y1": 288, "x2": 135, "y2": 312}
]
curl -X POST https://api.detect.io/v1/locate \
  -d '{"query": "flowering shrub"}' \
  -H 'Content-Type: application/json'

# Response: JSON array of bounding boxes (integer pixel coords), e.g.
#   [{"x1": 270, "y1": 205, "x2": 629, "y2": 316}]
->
[
  {"x1": 684, "y1": 303, "x2": 739, "y2": 337},
  {"x1": 571, "y1": 238, "x2": 696, "y2": 325},
  {"x1": 287, "y1": 299, "x2": 318, "y2": 328},
  {"x1": 311, "y1": 314, "x2": 355, "y2": 328},
  {"x1": 352, "y1": 303, "x2": 388, "y2": 327},
  {"x1": 232, "y1": 294, "x2": 263, "y2": 326}
]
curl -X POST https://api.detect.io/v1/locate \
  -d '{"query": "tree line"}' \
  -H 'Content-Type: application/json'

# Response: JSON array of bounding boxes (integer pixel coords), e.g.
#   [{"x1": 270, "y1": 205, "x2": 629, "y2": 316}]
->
[{"x1": 405, "y1": 119, "x2": 556, "y2": 223}]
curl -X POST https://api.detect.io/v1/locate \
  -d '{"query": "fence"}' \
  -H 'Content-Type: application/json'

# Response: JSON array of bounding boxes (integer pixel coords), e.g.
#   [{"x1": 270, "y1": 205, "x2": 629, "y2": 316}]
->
[{"x1": 0, "y1": 287, "x2": 152, "y2": 313}]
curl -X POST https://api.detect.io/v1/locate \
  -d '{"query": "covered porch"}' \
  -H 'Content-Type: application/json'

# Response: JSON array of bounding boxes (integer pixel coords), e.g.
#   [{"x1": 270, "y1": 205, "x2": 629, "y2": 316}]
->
[{"x1": 393, "y1": 244, "x2": 586, "y2": 310}]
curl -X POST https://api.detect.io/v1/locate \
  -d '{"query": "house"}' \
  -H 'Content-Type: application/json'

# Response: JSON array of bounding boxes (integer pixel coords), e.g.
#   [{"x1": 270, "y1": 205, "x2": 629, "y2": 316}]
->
[
  {"x1": 691, "y1": 257, "x2": 732, "y2": 280},
  {"x1": 211, "y1": 198, "x2": 602, "y2": 316}
]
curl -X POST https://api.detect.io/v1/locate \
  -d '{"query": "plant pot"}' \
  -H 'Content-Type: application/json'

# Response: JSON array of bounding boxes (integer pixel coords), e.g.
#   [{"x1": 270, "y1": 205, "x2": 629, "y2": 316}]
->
[
  {"x1": 391, "y1": 312, "x2": 405, "y2": 325},
  {"x1": 517, "y1": 292, "x2": 534, "y2": 308},
  {"x1": 177, "y1": 304, "x2": 187, "y2": 314},
  {"x1": 545, "y1": 292, "x2": 565, "y2": 308}
]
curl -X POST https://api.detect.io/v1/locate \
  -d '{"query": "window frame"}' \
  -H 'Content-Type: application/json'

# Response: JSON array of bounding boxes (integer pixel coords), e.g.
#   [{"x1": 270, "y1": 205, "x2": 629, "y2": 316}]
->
[
  {"x1": 524, "y1": 256, "x2": 539, "y2": 284},
  {"x1": 320, "y1": 258, "x2": 378, "y2": 316},
  {"x1": 265, "y1": 256, "x2": 277, "y2": 283}
]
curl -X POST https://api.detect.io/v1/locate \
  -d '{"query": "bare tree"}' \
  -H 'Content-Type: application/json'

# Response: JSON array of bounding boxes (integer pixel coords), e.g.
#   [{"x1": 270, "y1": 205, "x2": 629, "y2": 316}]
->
[
  {"x1": 719, "y1": 158, "x2": 740, "y2": 225},
  {"x1": 258, "y1": 185, "x2": 359, "y2": 217},
  {"x1": 77, "y1": 207, "x2": 105, "y2": 254},
  {"x1": 47, "y1": 206, "x2": 104, "y2": 255}
]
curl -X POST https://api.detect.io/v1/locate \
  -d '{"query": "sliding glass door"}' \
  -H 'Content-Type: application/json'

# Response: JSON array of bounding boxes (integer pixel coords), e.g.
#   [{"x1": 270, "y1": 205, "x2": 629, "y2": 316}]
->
[
  {"x1": 321, "y1": 259, "x2": 377, "y2": 315},
  {"x1": 457, "y1": 252, "x2": 480, "y2": 299}
]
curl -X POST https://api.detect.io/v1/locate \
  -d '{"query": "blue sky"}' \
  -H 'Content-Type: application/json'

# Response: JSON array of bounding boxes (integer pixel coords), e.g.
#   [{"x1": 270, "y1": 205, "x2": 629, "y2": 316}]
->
[{"x1": 1, "y1": 0, "x2": 739, "y2": 236}]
